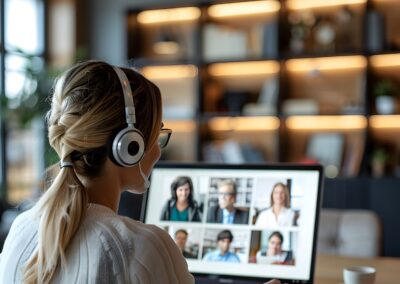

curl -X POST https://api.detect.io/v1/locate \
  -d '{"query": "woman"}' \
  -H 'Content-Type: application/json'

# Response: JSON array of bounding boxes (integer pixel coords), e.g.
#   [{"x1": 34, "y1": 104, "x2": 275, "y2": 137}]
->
[
  {"x1": 0, "y1": 61, "x2": 193, "y2": 283},
  {"x1": 256, "y1": 231, "x2": 293, "y2": 265},
  {"x1": 255, "y1": 182, "x2": 295, "y2": 227},
  {"x1": 160, "y1": 176, "x2": 202, "y2": 222}
]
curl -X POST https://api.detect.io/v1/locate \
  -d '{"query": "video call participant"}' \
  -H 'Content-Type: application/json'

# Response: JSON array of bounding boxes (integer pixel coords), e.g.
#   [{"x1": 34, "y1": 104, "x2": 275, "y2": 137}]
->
[
  {"x1": 255, "y1": 182, "x2": 295, "y2": 227},
  {"x1": 206, "y1": 179, "x2": 249, "y2": 224},
  {"x1": 0, "y1": 61, "x2": 194, "y2": 283},
  {"x1": 203, "y1": 230, "x2": 240, "y2": 263},
  {"x1": 174, "y1": 229, "x2": 197, "y2": 259},
  {"x1": 256, "y1": 231, "x2": 293, "y2": 265},
  {"x1": 160, "y1": 176, "x2": 202, "y2": 222}
]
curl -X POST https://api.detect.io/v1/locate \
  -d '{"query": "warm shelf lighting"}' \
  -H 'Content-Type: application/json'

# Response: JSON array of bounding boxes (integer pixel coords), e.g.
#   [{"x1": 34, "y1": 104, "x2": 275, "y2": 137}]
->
[
  {"x1": 370, "y1": 54, "x2": 400, "y2": 68},
  {"x1": 153, "y1": 41, "x2": 180, "y2": 55},
  {"x1": 209, "y1": 116, "x2": 280, "y2": 132},
  {"x1": 370, "y1": 115, "x2": 400, "y2": 129},
  {"x1": 286, "y1": 0, "x2": 366, "y2": 10},
  {"x1": 286, "y1": 56, "x2": 367, "y2": 72},
  {"x1": 372, "y1": 0, "x2": 398, "y2": 2},
  {"x1": 141, "y1": 65, "x2": 198, "y2": 80},
  {"x1": 137, "y1": 7, "x2": 201, "y2": 25},
  {"x1": 208, "y1": 0, "x2": 280, "y2": 18},
  {"x1": 164, "y1": 120, "x2": 197, "y2": 132},
  {"x1": 286, "y1": 115, "x2": 367, "y2": 130},
  {"x1": 208, "y1": 61, "x2": 280, "y2": 77}
]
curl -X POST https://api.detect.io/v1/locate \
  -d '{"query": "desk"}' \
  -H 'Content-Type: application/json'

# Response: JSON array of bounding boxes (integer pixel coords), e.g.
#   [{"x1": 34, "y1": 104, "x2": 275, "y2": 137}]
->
[{"x1": 315, "y1": 254, "x2": 400, "y2": 284}]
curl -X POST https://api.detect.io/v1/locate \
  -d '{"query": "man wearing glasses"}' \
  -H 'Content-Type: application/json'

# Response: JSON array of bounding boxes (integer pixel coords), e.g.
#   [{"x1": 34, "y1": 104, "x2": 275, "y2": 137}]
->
[{"x1": 206, "y1": 179, "x2": 249, "y2": 224}]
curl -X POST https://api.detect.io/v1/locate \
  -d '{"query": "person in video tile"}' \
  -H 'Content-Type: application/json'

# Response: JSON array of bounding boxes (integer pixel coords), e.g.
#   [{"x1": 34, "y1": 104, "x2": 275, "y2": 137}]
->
[
  {"x1": 206, "y1": 179, "x2": 249, "y2": 224},
  {"x1": 256, "y1": 231, "x2": 294, "y2": 265},
  {"x1": 255, "y1": 182, "x2": 295, "y2": 227},
  {"x1": 203, "y1": 230, "x2": 240, "y2": 263},
  {"x1": 174, "y1": 229, "x2": 197, "y2": 259},
  {"x1": 160, "y1": 176, "x2": 202, "y2": 222}
]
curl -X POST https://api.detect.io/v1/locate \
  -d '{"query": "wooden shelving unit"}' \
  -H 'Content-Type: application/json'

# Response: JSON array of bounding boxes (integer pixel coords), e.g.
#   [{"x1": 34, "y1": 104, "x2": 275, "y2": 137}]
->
[{"x1": 126, "y1": 0, "x2": 400, "y2": 178}]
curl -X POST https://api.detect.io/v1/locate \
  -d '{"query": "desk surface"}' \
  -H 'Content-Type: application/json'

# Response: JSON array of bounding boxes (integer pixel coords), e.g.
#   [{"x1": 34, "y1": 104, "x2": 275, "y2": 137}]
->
[{"x1": 315, "y1": 254, "x2": 400, "y2": 284}]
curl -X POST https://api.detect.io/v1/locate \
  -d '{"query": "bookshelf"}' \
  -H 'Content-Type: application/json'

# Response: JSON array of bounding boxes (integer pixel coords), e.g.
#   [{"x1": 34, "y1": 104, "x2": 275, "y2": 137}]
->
[{"x1": 126, "y1": 0, "x2": 400, "y2": 178}]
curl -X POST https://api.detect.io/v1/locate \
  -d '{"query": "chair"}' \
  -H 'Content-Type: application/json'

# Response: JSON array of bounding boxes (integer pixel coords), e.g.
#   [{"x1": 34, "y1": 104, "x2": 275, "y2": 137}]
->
[{"x1": 317, "y1": 209, "x2": 382, "y2": 258}]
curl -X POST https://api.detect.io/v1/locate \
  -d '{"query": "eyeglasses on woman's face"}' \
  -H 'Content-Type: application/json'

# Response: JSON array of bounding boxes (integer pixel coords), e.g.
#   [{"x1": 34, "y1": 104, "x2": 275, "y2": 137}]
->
[{"x1": 158, "y1": 128, "x2": 172, "y2": 149}]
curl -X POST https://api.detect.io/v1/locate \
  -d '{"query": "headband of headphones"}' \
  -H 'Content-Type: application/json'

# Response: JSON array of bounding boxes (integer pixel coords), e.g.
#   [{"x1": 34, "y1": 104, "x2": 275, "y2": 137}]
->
[{"x1": 113, "y1": 66, "x2": 136, "y2": 126}]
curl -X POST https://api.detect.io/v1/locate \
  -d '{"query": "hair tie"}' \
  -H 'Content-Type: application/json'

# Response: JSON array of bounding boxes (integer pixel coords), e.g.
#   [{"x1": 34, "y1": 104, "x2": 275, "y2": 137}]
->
[{"x1": 60, "y1": 161, "x2": 74, "y2": 169}]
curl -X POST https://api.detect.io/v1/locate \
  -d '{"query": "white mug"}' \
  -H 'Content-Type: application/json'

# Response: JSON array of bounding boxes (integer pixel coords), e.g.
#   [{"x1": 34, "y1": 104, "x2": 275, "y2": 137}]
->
[{"x1": 343, "y1": 266, "x2": 376, "y2": 284}]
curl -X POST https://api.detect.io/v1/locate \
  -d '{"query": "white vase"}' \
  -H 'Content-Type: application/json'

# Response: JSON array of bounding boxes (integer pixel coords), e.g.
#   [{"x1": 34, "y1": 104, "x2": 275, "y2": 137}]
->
[{"x1": 376, "y1": 96, "x2": 395, "y2": 115}]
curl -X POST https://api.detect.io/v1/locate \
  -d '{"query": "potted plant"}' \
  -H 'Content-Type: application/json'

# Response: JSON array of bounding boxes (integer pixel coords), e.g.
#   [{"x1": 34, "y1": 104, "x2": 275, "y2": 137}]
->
[
  {"x1": 371, "y1": 147, "x2": 388, "y2": 178},
  {"x1": 373, "y1": 79, "x2": 398, "y2": 115}
]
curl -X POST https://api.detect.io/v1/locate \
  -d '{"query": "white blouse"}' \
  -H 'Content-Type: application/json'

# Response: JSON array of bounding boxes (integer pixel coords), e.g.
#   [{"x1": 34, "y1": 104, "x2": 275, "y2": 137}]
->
[
  {"x1": 0, "y1": 203, "x2": 194, "y2": 284},
  {"x1": 255, "y1": 207, "x2": 295, "y2": 227}
]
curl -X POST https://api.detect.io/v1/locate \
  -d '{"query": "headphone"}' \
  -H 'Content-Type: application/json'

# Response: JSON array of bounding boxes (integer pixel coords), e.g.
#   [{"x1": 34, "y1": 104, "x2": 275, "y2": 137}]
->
[{"x1": 108, "y1": 66, "x2": 145, "y2": 167}]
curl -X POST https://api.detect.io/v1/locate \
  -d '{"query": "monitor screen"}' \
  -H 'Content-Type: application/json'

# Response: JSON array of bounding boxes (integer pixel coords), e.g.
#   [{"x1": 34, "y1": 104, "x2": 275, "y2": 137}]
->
[{"x1": 142, "y1": 163, "x2": 323, "y2": 283}]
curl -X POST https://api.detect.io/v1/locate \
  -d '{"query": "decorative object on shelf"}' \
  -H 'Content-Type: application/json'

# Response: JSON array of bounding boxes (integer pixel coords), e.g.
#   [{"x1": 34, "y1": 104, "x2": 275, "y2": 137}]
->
[
  {"x1": 203, "y1": 140, "x2": 265, "y2": 163},
  {"x1": 152, "y1": 28, "x2": 181, "y2": 56},
  {"x1": 335, "y1": 7, "x2": 357, "y2": 52},
  {"x1": 261, "y1": 21, "x2": 278, "y2": 58},
  {"x1": 313, "y1": 16, "x2": 336, "y2": 53},
  {"x1": 306, "y1": 133, "x2": 344, "y2": 178},
  {"x1": 373, "y1": 79, "x2": 398, "y2": 115},
  {"x1": 371, "y1": 147, "x2": 388, "y2": 178},
  {"x1": 243, "y1": 78, "x2": 279, "y2": 116},
  {"x1": 203, "y1": 24, "x2": 247, "y2": 61},
  {"x1": 365, "y1": 7, "x2": 385, "y2": 53},
  {"x1": 282, "y1": 98, "x2": 319, "y2": 115},
  {"x1": 288, "y1": 12, "x2": 314, "y2": 54}
]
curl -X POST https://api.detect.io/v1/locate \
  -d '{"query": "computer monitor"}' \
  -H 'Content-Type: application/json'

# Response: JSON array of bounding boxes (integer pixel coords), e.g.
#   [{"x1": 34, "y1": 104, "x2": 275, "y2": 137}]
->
[{"x1": 142, "y1": 163, "x2": 323, "y2": 284}]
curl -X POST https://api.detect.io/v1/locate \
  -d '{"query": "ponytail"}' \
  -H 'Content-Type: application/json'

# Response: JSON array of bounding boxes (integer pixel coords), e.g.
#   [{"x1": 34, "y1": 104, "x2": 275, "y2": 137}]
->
[{"x1": 23, "y1": 164, "x2": 87, "y2": 283}]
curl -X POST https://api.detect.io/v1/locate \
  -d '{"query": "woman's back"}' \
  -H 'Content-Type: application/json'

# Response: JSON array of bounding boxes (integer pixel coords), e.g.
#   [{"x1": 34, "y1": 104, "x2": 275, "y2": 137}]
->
[{"x1": 0, "y1": 203, "x2": 193, "y2": 283}]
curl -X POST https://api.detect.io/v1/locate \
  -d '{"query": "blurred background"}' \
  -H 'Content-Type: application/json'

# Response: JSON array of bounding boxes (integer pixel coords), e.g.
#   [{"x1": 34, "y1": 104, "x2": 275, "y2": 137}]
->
[{"x1": 0, "y1": 0, "x2": 400, "y2": 256}]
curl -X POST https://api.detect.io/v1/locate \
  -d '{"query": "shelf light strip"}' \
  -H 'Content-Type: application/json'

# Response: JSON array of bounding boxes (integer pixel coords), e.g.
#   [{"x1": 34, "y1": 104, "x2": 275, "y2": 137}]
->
[
  {"x1": 208, "y1": 61, "x2": 280, "y2": 77},
  {"x1": 370, "y1": 115, "x2": 400, "y2": 129},
  {"x1": 370, "y1": 54, "x2": 400, "y2": 68},
  {"x1": 286, "y1": 0, "x2": 366, "y2": 10},
  {"x1": 209, "y1": 117, "x2": 280, "y2": 132},
  {"x1": 286, "y1": 56, "x2": 367, "y2": 72},
  {"x1": 164, "y1": 120, "x2": 197, "y2": 132},
  {"x1": 137, "y1": 7, "x2": 201, "y2": 24},
  {"x1": 286, "y1": 115, "x2": 367, "y2": 130},
  {"x1": 141, "y1": 65, "x2": 198, "y2": 80},
  {"x1": 208, "y1": 1, "x2": 280, "y2": 18}
]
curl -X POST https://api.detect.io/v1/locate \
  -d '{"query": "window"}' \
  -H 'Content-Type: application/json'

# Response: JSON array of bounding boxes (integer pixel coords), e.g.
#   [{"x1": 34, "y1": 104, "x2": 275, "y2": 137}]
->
[{"x1": 1, "y1": 0, "x2": 45, "y2": 204}]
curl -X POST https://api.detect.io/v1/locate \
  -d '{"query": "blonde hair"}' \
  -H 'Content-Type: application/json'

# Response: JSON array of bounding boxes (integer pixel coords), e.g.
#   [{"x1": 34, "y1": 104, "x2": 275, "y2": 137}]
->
[
  {"x1": 270, "y1": 182, "x2": 290, "y2": 208},
  {"x1": 23, "y1": 60, "x2": 162, "y2": 283}
]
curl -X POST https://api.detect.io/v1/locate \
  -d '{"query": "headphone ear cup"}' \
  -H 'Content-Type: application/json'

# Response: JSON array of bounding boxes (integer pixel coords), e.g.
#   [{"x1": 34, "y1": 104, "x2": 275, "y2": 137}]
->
[{"x1": 108, "y1": 126, "x2": 145, "y2": 167}]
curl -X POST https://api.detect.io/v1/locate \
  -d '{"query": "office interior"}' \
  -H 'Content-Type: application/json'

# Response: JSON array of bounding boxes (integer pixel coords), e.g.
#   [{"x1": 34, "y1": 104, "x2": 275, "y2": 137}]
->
[{"x1": 0, "y1": 0, "x2": 399, "y2": 263}]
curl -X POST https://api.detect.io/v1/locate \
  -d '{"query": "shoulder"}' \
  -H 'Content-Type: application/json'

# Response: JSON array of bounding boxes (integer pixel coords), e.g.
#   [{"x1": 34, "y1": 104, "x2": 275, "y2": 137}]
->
[
  {"x1": 231, "y1": 252, "x2": 241, "y2": 261},
  {"x1": 82, "y1": 205, "x2": 194, "y2": 283},
  {"x1": 6, "y1": 207, "x2": 38, "y2": 237},
  {"x1": 82, "y1": 205, "x2": 171, "y2": 249},
  {"x1": 282, "y1": 207, "x2": 295, "y2": 216},
  {"x1": 190, "y1": 200, "x2": 200, "y2": 208},
  {"x1": 258, "y1": 207, "x2": 273, "y2": 217},
  {"x1": 207, "y1": 205, "x2": 219, "y2": 212},
  {"x1": 163, "y1": 199, "x2": 175, "y2": 208},
  {"x1": 203, "y1": 250, "x2": 216, "y2": 259}
]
